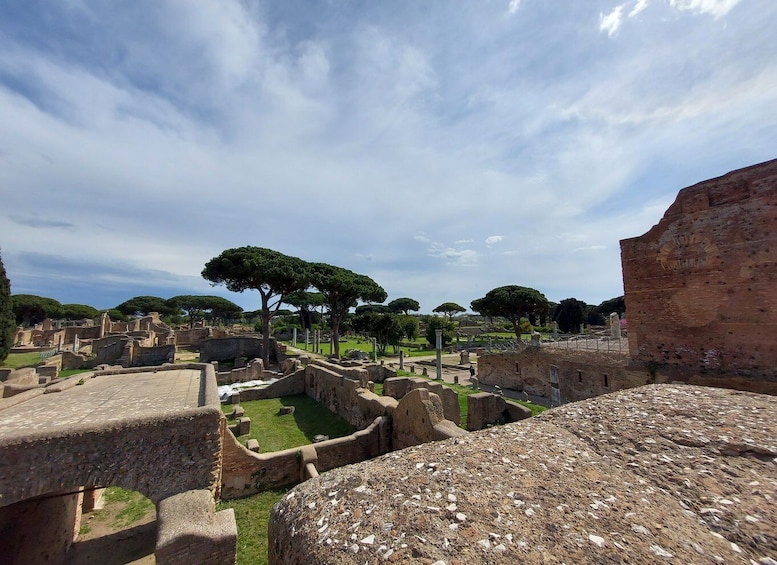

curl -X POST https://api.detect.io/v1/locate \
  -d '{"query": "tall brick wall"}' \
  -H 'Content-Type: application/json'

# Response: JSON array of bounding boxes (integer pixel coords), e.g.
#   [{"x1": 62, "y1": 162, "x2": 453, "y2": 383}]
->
[{"x1": 621, "y1": 159, "x2": 777, "y2": 386}]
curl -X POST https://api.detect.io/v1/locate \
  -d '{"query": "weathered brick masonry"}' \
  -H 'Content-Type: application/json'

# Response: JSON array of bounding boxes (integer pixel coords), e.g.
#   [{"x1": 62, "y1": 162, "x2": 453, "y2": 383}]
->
[{"x1": 621, "y1": 158, "x2": 777, "y2": 392}]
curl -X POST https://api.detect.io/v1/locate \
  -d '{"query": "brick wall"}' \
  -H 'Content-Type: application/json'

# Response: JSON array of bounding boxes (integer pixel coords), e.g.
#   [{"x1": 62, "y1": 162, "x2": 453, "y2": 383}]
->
[
  {"x1": 621, "y1": 159, "x2": 777, "y2": 383},
  {"x1": 478, "y1": 347, "x2": 651, "y2": 404}
]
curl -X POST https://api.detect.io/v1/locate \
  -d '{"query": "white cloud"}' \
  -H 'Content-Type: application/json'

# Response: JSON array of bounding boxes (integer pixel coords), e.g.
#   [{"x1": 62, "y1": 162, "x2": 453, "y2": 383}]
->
[
  {"x1": 507, "y1": 0, "x2": 522, "y2": 15},
  {"x1": 485, "y1": 235, "x2": 504, "y2": 245},
  {"x1": 669, "y1": 0, "x2": 741, "y2": 18},
  {"x1": 629, "y1": 0, "x2": 650, "y2": 17},
  {"x1": 600, "y1": 4, "x2": 625, "y2": 36}
]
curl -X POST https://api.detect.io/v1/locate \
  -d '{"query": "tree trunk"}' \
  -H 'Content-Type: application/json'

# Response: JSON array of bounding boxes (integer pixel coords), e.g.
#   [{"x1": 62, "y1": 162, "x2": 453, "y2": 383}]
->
[{"x1": 261, "y1": 293, "x2": 271, "y2": 367}]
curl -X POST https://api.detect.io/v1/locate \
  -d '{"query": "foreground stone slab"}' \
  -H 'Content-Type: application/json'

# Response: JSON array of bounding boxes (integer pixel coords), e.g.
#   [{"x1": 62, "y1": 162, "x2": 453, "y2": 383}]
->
[{"x1": 269, "y1": 384, "x2": 776, "y2": 564}]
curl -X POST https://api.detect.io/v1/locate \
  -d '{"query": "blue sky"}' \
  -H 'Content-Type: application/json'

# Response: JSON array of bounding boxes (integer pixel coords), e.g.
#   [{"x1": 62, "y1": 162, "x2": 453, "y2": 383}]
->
[{"x1": 2, "y1": 0, "x2": 776, "y2": 314}]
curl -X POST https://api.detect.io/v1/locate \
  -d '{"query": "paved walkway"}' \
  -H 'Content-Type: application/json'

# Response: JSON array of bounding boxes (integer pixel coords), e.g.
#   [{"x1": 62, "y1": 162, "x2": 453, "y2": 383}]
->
[{"x1": 0, "y1": 368, "x2": 204, "y2": 438}]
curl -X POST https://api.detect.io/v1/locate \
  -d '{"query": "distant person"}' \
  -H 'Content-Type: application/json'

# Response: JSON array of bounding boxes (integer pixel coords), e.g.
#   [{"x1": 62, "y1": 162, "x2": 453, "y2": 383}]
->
[{"x1": 469, "y1": 364, "x2": 475, "y2": 378}]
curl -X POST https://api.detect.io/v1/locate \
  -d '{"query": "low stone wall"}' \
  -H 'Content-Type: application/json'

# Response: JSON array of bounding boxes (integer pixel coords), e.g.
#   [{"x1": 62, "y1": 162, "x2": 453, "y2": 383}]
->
[
  {"x1": 384, "y1": 376, "x2": 460, "y2": 425},
  {"x1": 130, "y1": 343, "x2": 176, "y2": 366},
  {"x1": 236, "y1": 369, "x2": 306, "y2": 401},
  {"x1": 220, "y1": 415, "x2": 390, "y2": 499},
  {"x1": 175, "y1": 327, "x2": 211, "y2": 348},
  {"x1": 392, "y1": 388, "x2": 466, "y2": 450},
  {"x1": 466, "y1": 392, "x2": 532, "y2": 431},
  {"x1": 304, "y1": 360, "x2": 395, "y2": 429}
]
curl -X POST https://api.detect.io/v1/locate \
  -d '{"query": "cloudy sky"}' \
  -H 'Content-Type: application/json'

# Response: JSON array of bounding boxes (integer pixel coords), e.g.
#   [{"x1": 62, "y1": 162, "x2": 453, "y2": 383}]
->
[{"x1": 2, "y1": 0, "x2": 776, "y2": 314}]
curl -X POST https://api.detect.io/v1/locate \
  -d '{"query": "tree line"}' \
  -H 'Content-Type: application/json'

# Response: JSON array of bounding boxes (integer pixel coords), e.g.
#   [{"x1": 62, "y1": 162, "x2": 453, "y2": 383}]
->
[{"x1": 0, "y1": 244, "x2": 626, "y2": 366}]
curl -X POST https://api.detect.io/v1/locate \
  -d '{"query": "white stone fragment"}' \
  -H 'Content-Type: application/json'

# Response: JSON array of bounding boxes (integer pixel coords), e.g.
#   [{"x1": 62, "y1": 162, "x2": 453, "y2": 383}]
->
[
  {"x1": 631, "y1": 525, "x2": 651, "y2": 535},
  {"x1": 286, "y1": 491, "x2": 295, "y2": 500},
  {"x1": 456, "y1": 512, "x2": 467, "y2": 522},
  {"x1": 354, "y1": 485, "x2": 368, "y2": 493},
  {"x1": 745, "y1": 515, "x2": 759, "y2": 523},
  {"x1": 731, "y1": 542, "x2": 742, "y2": 554},
  {"x1": 446, "y1": 503, "x2": 457, "y2": 511},
  {"x1": 478, "y1": 539, "x2": 491, "y2": 550},
  {"x1": 525, "y1": 508, "x2": 535, "y2": 517},
  {"x1": 361, "y1": 534, "x2": 375, "y2": 545},
  {"x1": 650, "y1": 544, "x2": 674, "y2": 558},
  {"x1": 494, "y1": 544, "x2": 507, "y2": 553},
  {"x1": 350, "y1": 543, "x2": 359, "y2": 553},
  {"x1": 588, "y1": 534, "x2": 606, "y2": 548},
  {"x1": 448, "y1": 493, "x2": 457, "y2": 502}
]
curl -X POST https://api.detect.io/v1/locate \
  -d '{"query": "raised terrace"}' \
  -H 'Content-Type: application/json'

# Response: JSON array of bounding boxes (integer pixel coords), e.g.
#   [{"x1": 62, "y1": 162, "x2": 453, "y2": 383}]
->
[{"x1": 0, "y1": 364, "x2": 236, "y2": 564}]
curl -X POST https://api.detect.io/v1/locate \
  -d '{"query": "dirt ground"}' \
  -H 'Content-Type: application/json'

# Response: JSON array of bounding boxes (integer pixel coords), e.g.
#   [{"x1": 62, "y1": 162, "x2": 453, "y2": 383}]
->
[{"x1": 66, "y1": 494, "x2": 157, "y2": 565}]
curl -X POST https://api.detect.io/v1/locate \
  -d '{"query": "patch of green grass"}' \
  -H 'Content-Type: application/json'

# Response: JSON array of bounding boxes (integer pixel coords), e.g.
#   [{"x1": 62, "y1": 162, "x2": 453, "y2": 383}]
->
[
  {"x1": 223, "y1": 394, "x2": 356, "y2": 452},
  {"x1": 59, "y1": 368, "x2": 92, "y2": 378},
  {"x1": 217, "y1": 488, "x2": 289, "y2": 565},
  {"x1": 103, "y1": 487, "x2": 155, "y2": 528},
  {"x1": 1, "y1": 351, "x2": 45, "y2": 369},
  {"x1": 282, "y1": 336, "x2": 435, "y2": 359}
]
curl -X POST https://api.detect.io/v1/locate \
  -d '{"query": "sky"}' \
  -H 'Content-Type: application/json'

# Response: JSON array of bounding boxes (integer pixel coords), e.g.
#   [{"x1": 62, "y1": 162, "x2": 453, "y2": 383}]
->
[{"x1": 1, "y1": 0, "x2": 776, "y2": 315}]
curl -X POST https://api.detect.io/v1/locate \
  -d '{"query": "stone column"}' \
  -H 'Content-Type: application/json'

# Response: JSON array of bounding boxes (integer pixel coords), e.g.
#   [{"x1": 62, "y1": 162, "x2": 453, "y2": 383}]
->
[
  {"x1": 292, "y1": 327, "x2": 297, "y2": 347},
  {"x1": 304, "y1": 329, "x2": 309, "y2": 351},
  {"x1": 610, "y1": 313, "x2": 621, "y2": 339},
  {"x1": 435, "y1": 329, "x2": 443, "y2": 380},
  {"x1": 399, "y1": 350, "x2": 404, "y2": 370},
  {"x1": 371, "y1": 338, "x2": 377, "y2": 363}
]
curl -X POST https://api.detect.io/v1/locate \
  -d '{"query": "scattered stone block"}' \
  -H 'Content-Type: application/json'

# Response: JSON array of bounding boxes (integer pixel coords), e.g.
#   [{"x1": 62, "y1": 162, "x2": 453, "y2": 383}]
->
[
  {"x1": 229, "y1": 406, "x2": 244, "y2": 419},
  {"x1": 230, "y1": 392, "x2": 240, "y2": 405},
  {"x1": 278, "y1": 406, "x2": 295, "y2": 415},
  {"x1": 238, "y1": 417, "x2": 251, "y2": 436},
  {"x1": 246, "y1": 439, "x2": 260, "y2": 452},
  {"x1": 312, "y1": 434, "x2": 329, "y2": 443}
]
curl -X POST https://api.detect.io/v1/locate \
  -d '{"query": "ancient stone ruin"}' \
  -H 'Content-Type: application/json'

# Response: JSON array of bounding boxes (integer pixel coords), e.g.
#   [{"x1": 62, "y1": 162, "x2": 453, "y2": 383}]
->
[
  {"x1": 269, "y1": 384, "x2": 776, "y2": 564},
  {"x1": 477, "y1": 159, "x2": 777, "y2": 404},
  {"x1": 621, "y1": 158, "x2": 777, "y2": 392}
]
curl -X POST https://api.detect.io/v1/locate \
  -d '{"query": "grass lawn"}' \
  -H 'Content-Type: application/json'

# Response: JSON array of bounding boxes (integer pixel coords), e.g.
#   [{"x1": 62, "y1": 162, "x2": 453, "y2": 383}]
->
[
  {"x1": 222, "y1": 394, "x2": 356, "y2": 452},
  {"x1": 219, "y1": 395, "x2": 356, "y2": 563},
  {"x1": 1, "y1": 351, "x2": 46, "y2": 369},
  {"x1": 217, "y1": 489, "x2": 289, "y2": 565},
  {"x1": 59, "y1": 368, "x2": 93, "y2": 378},
  {"x1": 283, "y1": 336, "x2": 435, "y2": 359}
]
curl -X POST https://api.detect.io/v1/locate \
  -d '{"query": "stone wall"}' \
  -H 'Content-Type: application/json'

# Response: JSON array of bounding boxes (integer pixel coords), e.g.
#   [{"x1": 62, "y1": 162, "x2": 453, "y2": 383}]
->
[
  {"x1": 130, "y1": 342, "x2": 176, "y2": 366},
  {"x1": 304, "y1": 360, "x2": 396, "y2": 429},
  {"x1": 621, "y1": 158, "x2": 777, "y2": 391},
  {"x1": 155, "y1": 489, "x2": 236, "y2": 565},
  {"x1": 176, "y1": 327, "x2": 211, "y2": 348},
  {"x1": 199, "y1": 336, "x2": 265, "y2": 363},
  {"x1": 0, "y1": 365, "x2": 224, "y2": 508},
  {"x1": 466, "y1": 392, "x2": 532, "y2": 431},
  {"x1": 220, "y1": 415, "x2": 391, "y2": 499},
  {"x1": 392, "y1": 388, "x2": 466, "y2": 450},
  {"x1": 477, "y1": 346, "x2": 651, "y2": 404},
  {"x1": 0, "y1": 490, "x2": 83, "y2": 564},
  {"x1": 383, "y1": 376, "x2": 460, "y2": 425}
]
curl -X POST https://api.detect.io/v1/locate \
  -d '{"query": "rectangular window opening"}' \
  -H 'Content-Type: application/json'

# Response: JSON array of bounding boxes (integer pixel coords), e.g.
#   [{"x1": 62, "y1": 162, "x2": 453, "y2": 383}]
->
[
  {"x1": 577, "y1": 370, "x2": 583, "y2": 383},
  {"x1": 603, "y1": 373, "x2": 609, "y2": 387}
]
